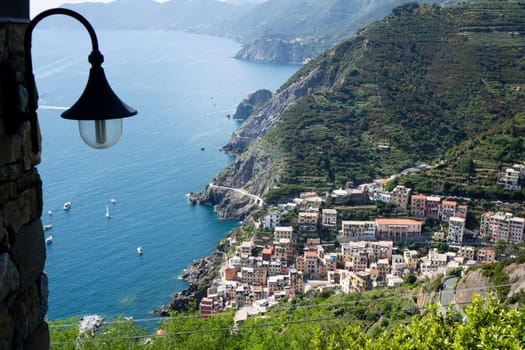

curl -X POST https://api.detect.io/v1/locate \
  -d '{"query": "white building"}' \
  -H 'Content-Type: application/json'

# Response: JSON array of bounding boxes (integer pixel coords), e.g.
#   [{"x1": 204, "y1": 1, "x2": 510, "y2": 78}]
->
[
  {"x1": 263, "y1": 211, "x2": 280, "y2": 229},
  {"x1": 339, "y1": 220, "x2": 376, "y2": 242},
  {"x1": 321, "y1": 208, "x2": 338, "y2": 229},
  {"x1": 447, "y1": 216, "x2": 466, "y2": 245},
  {"x1": 498, "y1": 164, "x2": 524, "y2": 190}
]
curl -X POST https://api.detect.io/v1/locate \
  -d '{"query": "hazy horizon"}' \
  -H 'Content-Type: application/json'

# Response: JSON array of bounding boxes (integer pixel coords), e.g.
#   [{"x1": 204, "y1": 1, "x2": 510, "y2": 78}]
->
[{"x1": 31, "y1": 0, "x2": 267, "y2": 18}]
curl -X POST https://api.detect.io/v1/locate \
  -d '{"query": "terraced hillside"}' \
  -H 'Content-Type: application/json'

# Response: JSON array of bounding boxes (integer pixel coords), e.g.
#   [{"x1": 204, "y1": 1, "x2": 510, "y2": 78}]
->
[
  {"x1": 202, "y1": 1, "x2": 525, "y2": 215},
  {"x1": 213, "y1": 1, "x2": 525, "y2": 200}
]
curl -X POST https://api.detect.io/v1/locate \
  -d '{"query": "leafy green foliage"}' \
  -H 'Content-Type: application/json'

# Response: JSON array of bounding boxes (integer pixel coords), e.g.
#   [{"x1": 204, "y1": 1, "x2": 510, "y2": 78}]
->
[{"x1": 49, "y1": 294, "x2": 525, "y2": 349}]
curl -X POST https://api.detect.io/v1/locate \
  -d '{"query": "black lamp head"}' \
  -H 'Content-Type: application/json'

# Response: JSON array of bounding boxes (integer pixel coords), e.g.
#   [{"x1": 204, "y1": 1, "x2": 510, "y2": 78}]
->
[
  {"x1": 61, "y1": 51, "x2": 137, "y2": 121},
  {"x1": 61, "y1": 50, "x2": 137, "y2": 149}
]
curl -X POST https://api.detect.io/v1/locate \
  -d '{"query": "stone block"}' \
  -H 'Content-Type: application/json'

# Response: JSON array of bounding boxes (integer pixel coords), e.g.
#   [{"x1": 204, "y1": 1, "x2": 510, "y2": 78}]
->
[
  {"x1": 0, "y1": 115, "x2": 23, "y2": 166},
  {"x1": 2, "y1": 185, "x2": 40, "y2": 233},
  {"x1": 0, "y1": 253, "x2": 20, "y2": 302},
  {"x1": 22, "y1": 321, "x2": 49, "y2": 350},
  {"x1": 0, "y1": 306, "x2": 13, "y2": 350},
  {"x1": 8, "y1": 284, "x2": 45, "y2": 345},
  {"x1": 11, "y1": 219, "x2": 45, "y2": 290},
  {"x1": 0, "y1": 226, "x2": 7, "y2": 251},
  {"x1": 38, "y1": 273, "x2": 48, "y2": 318}
]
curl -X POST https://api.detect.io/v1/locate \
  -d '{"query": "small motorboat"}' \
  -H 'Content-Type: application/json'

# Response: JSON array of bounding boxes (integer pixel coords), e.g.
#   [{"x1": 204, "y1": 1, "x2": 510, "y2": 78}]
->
[
  {"x1": 48, "y1": 210, "x2": 53, "y2": 216},
  {"x1": 45, "y1": 235, "x2": 53, "y2": 244},
  {"x1": 111, "y1": 198, "x2": 117, "y2": 204},
  {"x1": 137, "y1": 246, "x2": 143, "y2": 255},
  {"x1": 43, "y1": 224, "x2": 52, "y2": 231},
  {"x1": 63, "y1": 202, "x2": 72, "y2": 210}
]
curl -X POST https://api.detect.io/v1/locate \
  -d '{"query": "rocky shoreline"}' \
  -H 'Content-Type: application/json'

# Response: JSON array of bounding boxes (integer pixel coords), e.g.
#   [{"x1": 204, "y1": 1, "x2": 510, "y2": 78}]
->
[{"x1": 153, "y1": 249, "x2": 225, "y2": 315}]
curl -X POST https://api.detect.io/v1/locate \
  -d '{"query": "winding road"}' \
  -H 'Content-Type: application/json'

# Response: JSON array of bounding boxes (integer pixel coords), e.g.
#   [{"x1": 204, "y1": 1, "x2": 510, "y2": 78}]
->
[{"x1": 208, "y1": 183, "x2": 265, "y2": 207}]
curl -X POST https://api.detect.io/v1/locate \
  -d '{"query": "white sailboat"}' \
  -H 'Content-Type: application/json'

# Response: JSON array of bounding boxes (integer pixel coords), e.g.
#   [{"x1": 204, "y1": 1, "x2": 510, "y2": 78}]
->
[
  {"x1": 45, "y1": 235, "x2": 53, "y2": 244},
  {"x1": 105, "y1": 205, "x2": 110, "y2": 218},
  {"x1": 137, "y1": 246, "x2": 143, "y2": 255}
]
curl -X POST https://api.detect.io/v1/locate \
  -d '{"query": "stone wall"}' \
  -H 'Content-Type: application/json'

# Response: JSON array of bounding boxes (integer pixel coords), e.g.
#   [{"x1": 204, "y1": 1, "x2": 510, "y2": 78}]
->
[{"x1": 0, "y1": 22, "x2": 49, "y2": 349}]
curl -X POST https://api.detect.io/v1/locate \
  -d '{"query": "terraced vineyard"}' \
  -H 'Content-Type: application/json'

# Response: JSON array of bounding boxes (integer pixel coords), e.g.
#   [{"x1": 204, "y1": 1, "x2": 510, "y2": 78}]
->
[{"x1": 257, "y1": 1, "x2": 525, "y2": 196}]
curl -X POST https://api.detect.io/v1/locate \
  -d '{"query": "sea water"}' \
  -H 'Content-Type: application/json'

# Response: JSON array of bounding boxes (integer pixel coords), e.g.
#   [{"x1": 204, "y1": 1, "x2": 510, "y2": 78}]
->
[{"x1": 33, "y1": 29, "x2": 300, "y2": 320}]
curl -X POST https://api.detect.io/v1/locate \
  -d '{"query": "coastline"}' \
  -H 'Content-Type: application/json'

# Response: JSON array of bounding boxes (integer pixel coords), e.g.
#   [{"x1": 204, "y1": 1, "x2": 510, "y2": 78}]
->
[{"x1": 153, "y1": 246, "x2": 227, "y2": 315}]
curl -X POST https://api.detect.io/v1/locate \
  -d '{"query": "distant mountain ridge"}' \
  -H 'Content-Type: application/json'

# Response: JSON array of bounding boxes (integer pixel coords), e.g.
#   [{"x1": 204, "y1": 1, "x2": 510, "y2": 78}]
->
[
  {"x1": 57, "y1": 0, "x2": 462, "y2": 64},
  {"x1": 192, "y1": 0, "x2": 525, "y2": 219}
]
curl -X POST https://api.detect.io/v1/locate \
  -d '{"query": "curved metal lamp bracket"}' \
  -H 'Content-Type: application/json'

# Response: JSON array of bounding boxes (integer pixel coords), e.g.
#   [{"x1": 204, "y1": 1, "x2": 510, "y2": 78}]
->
[
  {"x1": 24, "y1": 8, "x2": 102, "y2": 154},
  {"x1": 1, "y1": 8, "x2": 136, "y2": 153}
]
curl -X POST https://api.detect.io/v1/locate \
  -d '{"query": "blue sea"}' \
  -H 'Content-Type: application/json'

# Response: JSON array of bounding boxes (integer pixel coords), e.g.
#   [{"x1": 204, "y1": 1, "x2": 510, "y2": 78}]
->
[{"x1": 33, "y1": 29, "x2": 299, "y2": 321}]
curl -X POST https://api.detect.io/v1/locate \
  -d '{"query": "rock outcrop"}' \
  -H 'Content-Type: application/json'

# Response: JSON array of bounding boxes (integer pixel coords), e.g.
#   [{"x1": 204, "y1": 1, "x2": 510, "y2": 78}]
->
[
  {"x1": 232, "y1": 89, "x2": 273, "y2": 120},
  {"x1": 155, "y1": 250, "x2": 224, "y2": 315},
  {"x1": 195, "y1": 50, "x2": 336, "y2": 218},
  {"x1": 234, "y1": 38, "x2": 317, "y2": 65},
  {"x1": 222, "y1": 63, "x2": 333, "y2": 155}
]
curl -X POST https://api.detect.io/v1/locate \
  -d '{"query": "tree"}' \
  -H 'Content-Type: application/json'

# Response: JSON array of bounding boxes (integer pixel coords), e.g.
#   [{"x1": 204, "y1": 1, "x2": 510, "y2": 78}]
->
[{"x1": 404, "y1": 274, "x2": 417, "y2": 285}]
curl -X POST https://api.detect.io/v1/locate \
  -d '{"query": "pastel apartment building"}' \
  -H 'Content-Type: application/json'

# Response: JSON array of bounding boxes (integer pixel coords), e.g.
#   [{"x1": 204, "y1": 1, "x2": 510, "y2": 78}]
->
[
  {"x1": 298, "y1": 211, "x2": 320, "y2": 231},
  {"x1": 480, "y1": 212, "x2": 525, "y2": 244},
  {"x1": 410, "y1": 195, "x2": 467, "y2": 221},
  {"x1": 426, "y1": 196, "x2": 441, "y2": 220},
  {"x1": 420, "y1": 248, "x2": 448, "y2": 276},
  {"x1": 321, "y1": 208, "x2": 338, "y2": 229},
  {"x1": 411, "y1": 194, "x2": 427, "y2": 218},
  {"x1": 447, "y1": 216, "x2": 466, "y2": 245},
  {"x1": 296, "y1": 246, "x2": 327, "y2": 280},
  {"x1": 390, "y1": 185, "x2": 412, "y2": 209},
  {"x1": 274, "y1": 226, "x2": 294, "y2": 241},
  {"x1": 199, "y1": 297, "x2": 215, "y2": 318},
  {"x1": 498, "y1": 164, "x2": 524, "y2": 190},
  {"x1": 477, "y1": 248, "x2": 497, "y2": 263},
  {"x1": 263, "y1": 211, "x2": 280, "y2": 229},
  {"x1": 340, "y1": 241, "x2": 393, "y2": 271},
  {"x1": 375, "y1": 218, "x2": 423, "y2": 240},
  {"x1": 339, "y1": 220, "x2": 376, "y2": 242},
  {"x1": 457, "y1": 246, "x2": 475, "y2": 261},
  {"x1": 328, "y1": 270, "x2": 373, "y2": 293}
]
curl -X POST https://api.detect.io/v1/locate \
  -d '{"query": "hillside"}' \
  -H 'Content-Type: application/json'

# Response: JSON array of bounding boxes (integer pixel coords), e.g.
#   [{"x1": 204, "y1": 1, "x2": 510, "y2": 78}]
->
[{"x1": 195, "y1": 1, "x2": 525, "y2": 219}]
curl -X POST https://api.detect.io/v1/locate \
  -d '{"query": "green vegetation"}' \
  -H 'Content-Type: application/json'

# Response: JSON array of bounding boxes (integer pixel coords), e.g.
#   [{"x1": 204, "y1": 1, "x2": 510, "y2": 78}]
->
[
  {"x1": 405, "y1": 113, "x2": 525, "y2": 200},
  {"x1": 264, "y1": 184, "x2": 309, "y2": 204},
  {"x1": 49, "y1": 293, "x2": 524, "y2": 349},
  {"x1": 261, "y1": 1, "x2": 525, "y2": 198}
]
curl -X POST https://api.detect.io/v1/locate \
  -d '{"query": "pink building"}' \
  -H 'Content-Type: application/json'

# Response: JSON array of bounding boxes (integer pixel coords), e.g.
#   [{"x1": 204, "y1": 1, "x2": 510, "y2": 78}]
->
[
  {"x1": 410, "y1": 194, "x2": 426, "y2": 218},
  {"x1": 480, "y1": 212, "x2": 525, "y2": 244},
  {"x1": 426, "y1": 196, "x2": 441, "y2": 220}
]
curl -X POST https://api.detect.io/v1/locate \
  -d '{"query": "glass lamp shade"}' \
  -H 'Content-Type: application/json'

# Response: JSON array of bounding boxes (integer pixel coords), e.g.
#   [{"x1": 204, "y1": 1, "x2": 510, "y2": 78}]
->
[{"x1": 78, "y1": 119, "x2": 122, "y2": 149}]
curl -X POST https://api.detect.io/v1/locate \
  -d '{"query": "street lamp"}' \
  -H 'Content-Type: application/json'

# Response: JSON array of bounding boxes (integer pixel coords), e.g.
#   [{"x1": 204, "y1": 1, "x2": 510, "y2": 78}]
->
[{"x1": 1, "y1": 8, "x2": 137, "y2": 151}]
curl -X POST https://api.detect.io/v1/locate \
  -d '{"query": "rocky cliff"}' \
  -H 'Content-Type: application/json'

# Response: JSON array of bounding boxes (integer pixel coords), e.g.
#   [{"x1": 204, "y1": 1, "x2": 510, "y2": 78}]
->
[
  {"x1": 235, "y1": 38, "x2": 320, "y2": 65},
  {"x1": 232, "y1": 89, "x2": 273, "y2": 120},
  {"x1": 155, "y1": 250, "x2": 224, "y2": 314},
  {"x1": 222, "y1": 63, "x2": 334, "y2": 155},
  {"x1": 193, "y1": 61, "x2": 335, "y2": 218}
]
